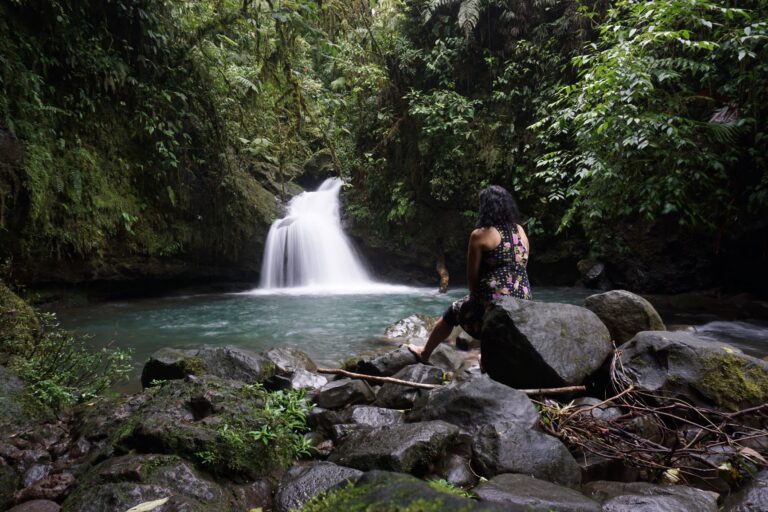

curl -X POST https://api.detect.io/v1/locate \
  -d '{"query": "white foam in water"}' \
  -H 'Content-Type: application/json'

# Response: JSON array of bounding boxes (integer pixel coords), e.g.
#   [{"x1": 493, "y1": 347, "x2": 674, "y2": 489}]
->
[{"x1": 255, "y1": 177, "x2": 419, "y2": 295}]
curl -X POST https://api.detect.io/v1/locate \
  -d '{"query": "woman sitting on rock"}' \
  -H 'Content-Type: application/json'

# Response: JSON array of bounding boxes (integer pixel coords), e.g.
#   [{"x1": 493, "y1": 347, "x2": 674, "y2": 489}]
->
[{"x1": 409, "y1": 185, "x2": 532, "y2": 363}]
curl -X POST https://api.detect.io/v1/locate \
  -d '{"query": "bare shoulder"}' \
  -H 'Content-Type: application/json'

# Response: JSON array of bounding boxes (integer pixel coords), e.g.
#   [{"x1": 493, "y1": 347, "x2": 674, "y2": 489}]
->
[{"x1": 470, "y1": 227, "x2": 500, "y2": 250}]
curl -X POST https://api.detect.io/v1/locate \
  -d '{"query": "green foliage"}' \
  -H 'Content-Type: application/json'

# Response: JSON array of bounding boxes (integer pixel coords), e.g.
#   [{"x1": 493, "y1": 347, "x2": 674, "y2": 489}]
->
[
  {"x1": 426, "y1": 478, "x2": 475, "y2": 498},
  {"x1": 195, "y1": 383, "x2": 313, "y2": 474},
  {"x1": 7, "y1": 312, "x2": 133, "y2": 410}
]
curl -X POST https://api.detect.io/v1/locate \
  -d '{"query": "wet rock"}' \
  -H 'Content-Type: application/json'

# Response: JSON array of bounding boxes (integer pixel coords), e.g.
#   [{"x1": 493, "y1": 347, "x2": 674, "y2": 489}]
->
[
  {"x1": 7, "y1": 500, "x2": 61, "y2": 512},
  {"x1": 230, "y1": 479, "x2": 274, "y2": 512},
  {"x1": 263, "y1": 346, "x2": 318, "y2": 374},
  {"x1": 439, "y1": 452, "x2": 477, "y2": 488},
  {"x1": 619, "y1": 331, "x2": 768, "y2": 411},
  {"x1": 475, "y1": 473, "x2": 601, "y2": 512},
  {"x1": 1, "y1": 463, "x2": 20, "y2": 511},
  {"x1": 315, "y1": 379, "x2": 375, "y2": 409},
  {"x1": 583, "y1": 480, "x2": 718, "y2": 512},
  {"x1": 267, "y1": 369, "x2": 327, "y2": 391},
  {"x1": 383, "y1": 314, "x2": 437, "y2": 340},
  {"x1": 571, "y1": 397, "x2": 623, "y2": 422},
  {"x1": 375, "y1": 364, "x2": 443, "y2": 409},
  {"x1": 0, "y1": 368, "x2": 48, "y2": 440},
  {"x1": 61, "y1": 454, "x2": 233, "y2": 512},
  {"x1": 22, "y1": 464, "x2": 51, "y2": 487},
  {"x1": 309, "y1": 406, "x2": 402, "y2": 438},
  {"x1": 15, "y1": 472, "x2": 75, "y2": 503},
  {"x1": 584, "y1": 290, "x2": 666, "y2": 344},
  {"x1": 723, "y1": 470, "x2": 768, "y2": 511},
  {"x1": 428, "y1": 344, "x2": 466, "y2": 373},
  {"x1": 0, "y1": 281, "x2": 40, "y2": 349},
  {"x1": 481, "y1": 298, "x2": 612, "y2": 388},
  {"x1": 0, "y1": 443, "x2": 23, "y2": 460},
  {"x1": 409, "y1": 373, "x2": 539, "y2": 433},
  {"x1": 275, "y1": 461, "x2": 363, "y2": 512},
  {"x1": 355, "y1": 346, "x2": 418, "y2": 377},
  {"x1": 346, "y1": 406, "x2": 403, "y2": 427},
  {"x1": 304, "y1": 470, "x2": 502, "y2": 511},
  {"x1": 141, "y1": 345, "x2": 276, "y2": 388},
  {"x1": 472, "y1": 421, "x2": 582, "y2": 488},
  {"x1": 578, "y1": 259, "x2": 611, "y2": 290},
  {"x1": 329, "y1": 420, "x2": 458, "y2": 475}
]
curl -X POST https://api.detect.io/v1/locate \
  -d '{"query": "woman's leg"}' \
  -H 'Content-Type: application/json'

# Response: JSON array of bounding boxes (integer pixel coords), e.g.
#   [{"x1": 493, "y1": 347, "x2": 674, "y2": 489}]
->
[{"x1": 408, "y1": 317, "x2": 453, "y2": 363}]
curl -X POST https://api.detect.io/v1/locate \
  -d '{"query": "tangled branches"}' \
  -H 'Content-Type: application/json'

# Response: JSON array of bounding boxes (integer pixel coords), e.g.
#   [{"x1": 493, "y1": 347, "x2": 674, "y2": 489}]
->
[{"x1": 538, "y1": 350, "x2": 768, "y2": 488}]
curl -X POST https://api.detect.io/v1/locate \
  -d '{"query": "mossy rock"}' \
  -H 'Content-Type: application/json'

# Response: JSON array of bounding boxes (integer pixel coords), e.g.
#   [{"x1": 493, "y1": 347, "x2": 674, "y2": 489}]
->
[
  {"x1": 0, "y1": 365, "x2": 50, "y2": 439},
  {"x1": 0, "y1": 280, "x2": 39, "y2": 354},
  {"x1": 300, "y1": 470, "x2": 503, "y2": 512},
  {"x1": 620, "y1": 331, "x2": 768, "y2": 411}
]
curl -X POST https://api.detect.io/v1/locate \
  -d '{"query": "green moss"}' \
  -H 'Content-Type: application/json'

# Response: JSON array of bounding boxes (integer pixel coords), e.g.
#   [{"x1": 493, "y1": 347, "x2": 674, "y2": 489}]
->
[
  {"x1": 180, "y1": 356, "x2": 209, "y2": 376},
  {"x1": 300, "y1": 483, "x2": 455, "y2": 512},
  {"x1": 0, "y1": 281, "x2": 39, "y2": 354},
  {"x1": 699, "y1": 352, "x2": 768, "y2": 411}
]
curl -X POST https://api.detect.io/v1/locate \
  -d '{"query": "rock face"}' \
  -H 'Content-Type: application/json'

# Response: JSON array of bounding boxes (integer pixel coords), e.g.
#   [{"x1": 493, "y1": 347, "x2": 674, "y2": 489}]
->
[
  {"x1": 61, "y1": 454, "x2": 234, "y2": 512},
  {"x1": 723, "y1": 470, "x2": 768, "y2": 512},
  {"x1": 481, "y1": 298, "x2": 612, "y2": 388},
  {"x1": 328, "y1": 421, "x2": 458, "y2": 475},
  {"x1": 274, "y1": 462, "x2": 363, "y2": 512},
  {"x1": 409, "y1": 374, "x2": 539, "y2": 433},
  {"x1": 140, "y1": 345, "x2": 276, "y2": 388},
  {"x1": 302, "y1": 470, "x2": 503, "y2": 511},
  {"x1": 584, "y1": 290, "x2": 666, "y2": 343},
  {"x1": 583, "y1": 481, "x2": 719, "y2": 512},
  {"x1": 315, "y1": 379, "x2": 375, "y2": 409},
  {"x1": 375, "y1": 364, "x2": 443, "y2": 409},
  {"x1": 472, "y1": 421, "x2": 582, "y2": 488},
  {"x1": 619, "y1": 331, "x2": 768, "y2": 411},
  {"x1": 475, "y1": 473, "x2": 601, "y2": 512}
]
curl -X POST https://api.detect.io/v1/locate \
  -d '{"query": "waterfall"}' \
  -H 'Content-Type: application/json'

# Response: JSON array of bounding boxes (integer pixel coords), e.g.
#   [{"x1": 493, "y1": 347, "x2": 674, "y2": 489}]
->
[{"x1": 259, "y1": 178, "x2": 372, "y2": 289}]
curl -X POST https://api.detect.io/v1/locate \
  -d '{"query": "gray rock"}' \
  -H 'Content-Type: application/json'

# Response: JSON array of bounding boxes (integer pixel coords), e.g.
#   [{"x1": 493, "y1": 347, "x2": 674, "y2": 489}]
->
[
  {"x1": 274, "y1": 462, "x2": 363, "y2": 512},
  {"x1": 263, "y1": 346, "x2": 318, "y2": 374},
  {"x1": 324, "y1": 470, "x2": 503, "y2": 511},
  {"x1": 475, "y1": 473, "x2": 601, "y2": 511},
  {"x1": 383, "y1": 314, "x2": 437, "y2": 339},
  {"x1": 347, "y1": 406, "x2": 404, "y2": 427},
  {"x1": 22, "y1": 464, "x2": 51, "y2": 487},
  {"x1": 1, "y1": 463, "x2": 20, "y2": 511},
  {"x1": 328, "y1": 421, "x2": 458, "y2": 475},
  {"x1": 7, "y1": 500, "x2": 61, "y2": 512},
  {"x1": 375, "y1": 364, "x2": 443, "y2": 409},
  {"x1": 472, "y1": 421, "x2": 582, "y2": 488},
  {"x1": 723, "y1": 470, "x2": 768, "y2": 511},
  {"x1": 141, "y1": 345, "x2": 276, "y2": 388},
  {"x1": 428, "y1": 344, "x2": 466, "y2": 373},
  {"x1": 355, "y1": 346, "x2": 418, "y2": 376},
  {"x1": 439, "y1": 452, "x2": 478, "y2": 488},
  {"x1": 315, "y1": 379, "x2": 375, "y2": 409},
  {"x1": 61, "y1": 454, "x2": 234, "y2": 512},
  {"x1": 583, "y1": 481, "x2": 718, "y2": 512},
  {"x1": 267, "y1": 368, "x2": 327, "y2": 391},
  {"x1": 481, "y1": 298, "x2": 613, "y2": 388},
  {"x1": 619, "y1": 331, "x2": 768, "y2": 411},
  {"x1": 571, "y1": 397, "x2": 623, "y2": 421},
  {"x1": 584, "y1": 290, "x2": 666, "y2": 344},
  {"x1": 309, "y1": 406, "x2": 402, "y2": 438},
  {"x1": 409, "y1": 373, "x2": 539, "y2": 433}
]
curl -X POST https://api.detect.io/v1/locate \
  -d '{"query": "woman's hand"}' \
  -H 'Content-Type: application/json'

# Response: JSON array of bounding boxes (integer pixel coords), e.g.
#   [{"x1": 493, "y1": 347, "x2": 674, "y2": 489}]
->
[{"x1": 406, "y1": 344, "x2": 429, "y2": 363}]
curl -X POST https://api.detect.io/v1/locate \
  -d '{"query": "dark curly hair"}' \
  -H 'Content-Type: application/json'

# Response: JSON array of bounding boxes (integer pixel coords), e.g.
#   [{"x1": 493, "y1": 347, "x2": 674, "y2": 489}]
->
[{"x1": 476, "y1": 185, "x2": 521, "y2": 228}]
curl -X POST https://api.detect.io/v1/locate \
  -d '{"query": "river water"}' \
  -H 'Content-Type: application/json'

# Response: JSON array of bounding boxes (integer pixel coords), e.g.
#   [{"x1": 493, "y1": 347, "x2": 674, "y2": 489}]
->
[{"x1": 56, "y1": 286, "x2": 768, "y2": 389}]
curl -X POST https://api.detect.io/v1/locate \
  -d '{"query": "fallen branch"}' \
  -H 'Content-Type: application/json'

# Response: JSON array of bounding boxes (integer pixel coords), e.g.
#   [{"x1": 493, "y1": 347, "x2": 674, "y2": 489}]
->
[{"x1": 317, "y1": 367, "x2": 586, "y2": 395}]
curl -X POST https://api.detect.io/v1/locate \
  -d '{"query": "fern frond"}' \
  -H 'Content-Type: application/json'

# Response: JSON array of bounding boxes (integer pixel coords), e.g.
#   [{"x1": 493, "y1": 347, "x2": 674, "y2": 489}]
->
[
  {"x1": 234, "y1": 75, "x2": 260, "y2": 93},
  {"x1": 458, "y1": 0, "x2": 483, "y2": 36}
]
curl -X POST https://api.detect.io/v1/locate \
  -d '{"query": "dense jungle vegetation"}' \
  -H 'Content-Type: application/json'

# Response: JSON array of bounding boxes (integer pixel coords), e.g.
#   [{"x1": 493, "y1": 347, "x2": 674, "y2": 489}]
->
[{"x1": 1, "y1": 0, "x2": 767, "y2": 293}]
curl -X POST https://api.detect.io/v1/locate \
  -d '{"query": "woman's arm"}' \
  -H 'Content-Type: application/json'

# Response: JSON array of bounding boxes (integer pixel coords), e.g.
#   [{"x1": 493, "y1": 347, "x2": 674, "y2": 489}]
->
[
  {"x1": 467, "y1": 230, "x2": 484, "y2": 294},
  {"x1": 517, "y1": 224, "x2": 530, "y2": 254}
]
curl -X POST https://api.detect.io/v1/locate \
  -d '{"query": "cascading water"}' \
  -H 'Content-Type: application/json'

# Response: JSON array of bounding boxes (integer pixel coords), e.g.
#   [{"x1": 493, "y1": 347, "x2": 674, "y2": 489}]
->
[{"x1": 259, "y1": 178, "x2": 372, "y2": 290}]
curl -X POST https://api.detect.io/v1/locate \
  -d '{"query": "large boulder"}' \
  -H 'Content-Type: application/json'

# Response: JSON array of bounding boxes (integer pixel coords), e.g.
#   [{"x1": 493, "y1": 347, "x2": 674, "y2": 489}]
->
[
  {"x1": 61, "y1": 454, "x2": 235, "y2": 512},
  {"x1": 140, "y1": 345, "x2": 275, "y2": 388},
  {"x1": 583, "y1": 481, "x2": 718, "y2": 512},
  {"x1": 428, "y1": 343, "x2": 467, "y2": 373},
  {"x1": 472, "y1": 421, "x2": 582, "y2": 488},
  {"x1": 375, "y1": 364, "x2": 443, "y2": 409},
  {"x1": 299, "y1": 470, "x2": 503, "y2": 511},
  {"x1": 481, "y1": 298, "x2": 612, "y2": 388},
  {"x1": 475, "y1": 473, "x2": 601, "y2": 512},
  {"x1": 355, "y1": 346, "x2": 418, "y2": 377},
  {"x1": 584, "y1": 290, "x2": 666, "y2": 343},
  {"x1": 328, "y1": 421, "x2": 458, "y2": 475},
  {"x1": 409, "y1": 373, "x2": 539, "y2": 433},
  {"x1": 619, "y1": 331, "x2": 768, "y2": 411},
  {"x1": 274, "y1": 462, "x2": 363, "y2": 512},
  {"x1": 383, "y1": 314, "x2": 437, "y2": 340},
  {"x1": 263, "y1": 346, "x2": 318, "y2": 374},
  {"x1": 315, "y1": 379, "x2": 375, "y2": 409},
  {"x1": 722, "y1": 470, "x2": 768, "y2": 512}
]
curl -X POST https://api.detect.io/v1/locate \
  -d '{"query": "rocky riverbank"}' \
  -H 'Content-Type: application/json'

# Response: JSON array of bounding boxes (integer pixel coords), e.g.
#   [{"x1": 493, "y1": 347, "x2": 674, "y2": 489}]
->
[{"x1": 1, "y1": 285, "x2": 767, "y2": 511}]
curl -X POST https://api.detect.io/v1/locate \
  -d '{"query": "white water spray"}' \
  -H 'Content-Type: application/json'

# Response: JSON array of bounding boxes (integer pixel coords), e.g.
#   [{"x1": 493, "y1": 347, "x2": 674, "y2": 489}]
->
[{"x1": 259, "y1": 178, "x2": 372, "y2": 290}]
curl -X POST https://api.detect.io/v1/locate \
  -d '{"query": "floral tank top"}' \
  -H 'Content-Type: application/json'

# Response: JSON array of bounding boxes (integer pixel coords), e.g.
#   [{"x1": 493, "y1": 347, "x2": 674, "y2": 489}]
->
[{"x1": 476, "y1": 223, "x2": 532, "y2": 301}]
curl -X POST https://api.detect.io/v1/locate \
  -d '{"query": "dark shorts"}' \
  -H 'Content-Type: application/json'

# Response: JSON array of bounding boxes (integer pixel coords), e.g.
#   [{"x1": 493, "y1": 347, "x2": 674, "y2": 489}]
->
[{"x1": 442, "y1": 294, "x2": 486, "y2": 339}]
